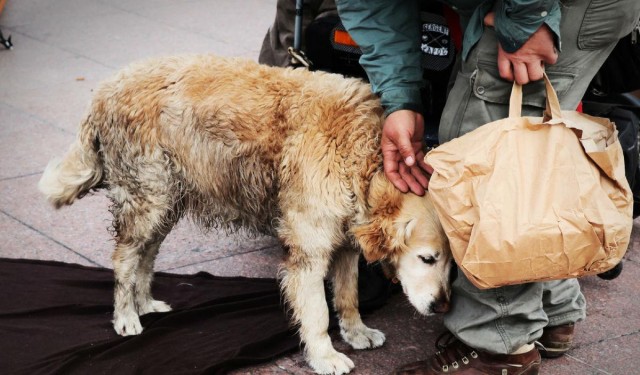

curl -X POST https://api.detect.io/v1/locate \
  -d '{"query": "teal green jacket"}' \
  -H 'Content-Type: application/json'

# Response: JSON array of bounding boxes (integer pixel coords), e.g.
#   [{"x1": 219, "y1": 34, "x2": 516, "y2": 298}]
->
[{"x1": 335, "y1": 0, "x2": 561, "y2": 114}]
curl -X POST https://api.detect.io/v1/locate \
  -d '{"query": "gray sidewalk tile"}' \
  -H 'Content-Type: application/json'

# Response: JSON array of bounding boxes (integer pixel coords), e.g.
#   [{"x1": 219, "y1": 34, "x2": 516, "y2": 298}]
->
[
  {"x1": 153, "y1": 220, "x2": 281, "y2": 273},
  {"x1": 0, "y1": 0, "x2": 120, "y2": 29},
  {"x1": 563, "y1": 333, "x2": 640, "y2": 375},
  {"x1": 0, "y1": 175, "x2": 114, "y2": 267},
  {"x1": 163, "y1": 243, "x2": 283, "y2": 277},
  {"x1": 539, "y1": 355, "x2": 622, "y2": 375},
  {"x1": 9, "y1": 10, "x2": 238, "y2": 69},
  {"x1": 0, "y1": 35, "x2": 112, "y2": 93},
  {"x1": 627, "y1": 224, "x2": 640, "y2": 263},
  {"x1": 0, "y1": 103, "x2": 74, "y2": 180},
  {"x1": 98, "y1": 0, "x2": 207, "y2": 13},
  {"x1": 0, "y1": 211, "x2": 97, "y2": 266},
  {"x1": 0, "y1": 79, "x2": 105, "y2": 134},
  {"x1": 132, "y1": 0, "x2": 274, "y2": 56},
  {"x1": 577, "y1": 262, "x2": 640, "y2": 343}
]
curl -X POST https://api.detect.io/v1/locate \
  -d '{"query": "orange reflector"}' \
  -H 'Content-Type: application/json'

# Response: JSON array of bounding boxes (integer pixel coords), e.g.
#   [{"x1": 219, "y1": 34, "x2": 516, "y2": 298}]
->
[{"x1": 334, "y1": 30, "x2": 358, "y2": 47}]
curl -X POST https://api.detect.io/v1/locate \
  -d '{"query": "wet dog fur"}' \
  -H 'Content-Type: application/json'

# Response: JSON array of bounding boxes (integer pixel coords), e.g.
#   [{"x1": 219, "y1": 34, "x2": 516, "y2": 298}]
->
[{"x1": 39, "y1": 55, "x2": 451, "y2": 375}]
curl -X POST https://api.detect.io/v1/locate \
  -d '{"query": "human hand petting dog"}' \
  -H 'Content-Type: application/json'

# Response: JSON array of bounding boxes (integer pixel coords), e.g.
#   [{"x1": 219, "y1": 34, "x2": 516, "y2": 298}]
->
[
  {"x1": 483, "y1": 11, "x2": 558, "y2": 85},
  {"x1": 382, "y1": 109, "x2": 432, "y2": 195},
  {"x1": 382, "y1": 13, "x2": 557, "y2": 195}
]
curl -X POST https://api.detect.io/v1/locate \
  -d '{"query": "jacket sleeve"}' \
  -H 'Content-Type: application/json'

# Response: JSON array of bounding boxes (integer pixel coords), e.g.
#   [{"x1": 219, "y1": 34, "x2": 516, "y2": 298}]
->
[
  {"x1": 494, "y1": 0, "x2": 561, "y2": 53},
  {"x1": 336, "y1": 0, "x2": 424, "y2": 115}
]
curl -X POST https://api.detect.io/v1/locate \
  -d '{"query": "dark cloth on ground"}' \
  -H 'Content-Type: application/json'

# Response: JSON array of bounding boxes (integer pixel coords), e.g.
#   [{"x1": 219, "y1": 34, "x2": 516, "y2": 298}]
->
[{"x1": 0, "y1": 258, "x2": 300, "y2": 375}]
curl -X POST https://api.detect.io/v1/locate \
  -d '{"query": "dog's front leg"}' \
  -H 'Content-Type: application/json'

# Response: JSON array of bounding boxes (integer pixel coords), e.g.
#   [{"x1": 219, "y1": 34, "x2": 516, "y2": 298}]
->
[
  {"x1": 281, "y1": 257, "x2": 354, "y2": 375},
  {"x1": 331, "y1": 248, "x2": 386, "y2": 349}
]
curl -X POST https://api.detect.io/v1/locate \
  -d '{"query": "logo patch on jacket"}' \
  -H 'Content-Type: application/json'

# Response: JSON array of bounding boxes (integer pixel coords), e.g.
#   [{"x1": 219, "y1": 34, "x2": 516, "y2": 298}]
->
[{"x1": 421, "y1": 12, "x2": 455, "y2": 71}]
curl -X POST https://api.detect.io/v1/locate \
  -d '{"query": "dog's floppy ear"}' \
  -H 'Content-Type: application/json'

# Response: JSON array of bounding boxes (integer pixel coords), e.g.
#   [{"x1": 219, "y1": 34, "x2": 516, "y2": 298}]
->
[
  {"x1": 353, "y1": 172, "x2": 404, "y2": 262},
  {"x1": 352, "y1": 219, "x2": 389, "y2": 263},
  {"x1": 354, "y1": 217, "x2": 416, "y2": 262}
]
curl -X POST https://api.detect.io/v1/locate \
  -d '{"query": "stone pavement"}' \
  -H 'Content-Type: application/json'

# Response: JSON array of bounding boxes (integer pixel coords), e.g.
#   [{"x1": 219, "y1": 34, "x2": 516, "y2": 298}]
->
[{"x1": 0, "y1": 1, "x2": 638, "y2": 374}]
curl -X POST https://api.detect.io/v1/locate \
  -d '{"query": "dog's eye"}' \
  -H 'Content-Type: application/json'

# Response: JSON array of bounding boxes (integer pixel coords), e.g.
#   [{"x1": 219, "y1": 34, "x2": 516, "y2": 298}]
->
[{"x1": 418, "y1": 255, "x2": 436, "y2": 265}]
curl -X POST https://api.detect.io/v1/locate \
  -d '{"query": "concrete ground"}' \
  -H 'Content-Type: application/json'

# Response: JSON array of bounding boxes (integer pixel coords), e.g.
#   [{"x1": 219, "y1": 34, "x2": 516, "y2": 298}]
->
[{"x1": 1, "y1": 1, "x2": 638, "y2": 374}]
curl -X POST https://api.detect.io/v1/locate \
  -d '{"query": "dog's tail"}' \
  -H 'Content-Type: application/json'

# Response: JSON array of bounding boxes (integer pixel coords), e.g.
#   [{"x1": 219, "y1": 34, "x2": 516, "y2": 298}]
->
[{"x1": 38, "y1": 115, "x2": 103, "y2": 208}]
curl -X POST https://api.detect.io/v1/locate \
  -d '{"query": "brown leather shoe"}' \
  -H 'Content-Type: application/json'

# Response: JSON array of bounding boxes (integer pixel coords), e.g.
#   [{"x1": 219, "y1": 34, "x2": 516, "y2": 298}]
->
[
  {"x1": 391, "y1": 333, "x2": 541, "y2": 375},
  {"x1": 536, "y1": 323, "x2": 575, "y2": 358}
]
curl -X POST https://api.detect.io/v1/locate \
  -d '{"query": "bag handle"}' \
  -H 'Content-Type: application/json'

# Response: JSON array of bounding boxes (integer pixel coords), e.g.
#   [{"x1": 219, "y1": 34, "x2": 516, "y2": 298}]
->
[{"x1": 508, "y1": 73, "x2": 562, "y2": 119}]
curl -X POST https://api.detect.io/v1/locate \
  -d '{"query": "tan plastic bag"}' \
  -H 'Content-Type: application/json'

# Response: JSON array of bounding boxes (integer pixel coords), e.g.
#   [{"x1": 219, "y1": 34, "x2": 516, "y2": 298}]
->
[{"x1": 425, "y1": 74, "x2": 633, "y2": 289}]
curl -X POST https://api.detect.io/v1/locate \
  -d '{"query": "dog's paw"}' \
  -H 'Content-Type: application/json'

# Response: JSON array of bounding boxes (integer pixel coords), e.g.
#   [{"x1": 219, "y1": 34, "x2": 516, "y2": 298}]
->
[
  {"x1": 308, "y1": 349, "x2": 354, "y2": 375},
  {"x1": 113, "y1": 312, "x2": 143, "y2": 336},
  {"x1": 341, "y1": 325, "x2": 386, "y2": 350},
  {"x1": 138, "y1": 299, "x2": 172, "y2": 315}
]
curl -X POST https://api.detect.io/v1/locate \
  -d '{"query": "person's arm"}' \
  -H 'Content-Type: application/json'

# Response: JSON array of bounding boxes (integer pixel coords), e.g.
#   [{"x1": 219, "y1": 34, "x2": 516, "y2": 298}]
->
[
  {"x1": 489, "y1": 0, "x2": 561, "y2": 84},
  {"x1": 336, "y1": 0, "x2": 423, "y2": 114},
  {"x1": 494, "y1": 0, "x2": 560, "y2": 54},
  {"x1": 336, "y1": 0, "x2": 430, "y2": 195}
]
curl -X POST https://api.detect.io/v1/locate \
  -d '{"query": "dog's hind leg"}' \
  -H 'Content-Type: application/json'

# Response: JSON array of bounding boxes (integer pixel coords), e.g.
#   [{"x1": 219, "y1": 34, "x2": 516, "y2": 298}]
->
[
  {"x1": 111, "y1": 239, "x2": 146, "y2": 336},
  {"x1": 109, "y1": 184, "x2": 176, "y2": 336},
  {"x1": 331, "y1": 247, "x2": 385, "y2": 350},
  {"x1": 135, "y1": 236, "x2": 173, "y2": 316}
]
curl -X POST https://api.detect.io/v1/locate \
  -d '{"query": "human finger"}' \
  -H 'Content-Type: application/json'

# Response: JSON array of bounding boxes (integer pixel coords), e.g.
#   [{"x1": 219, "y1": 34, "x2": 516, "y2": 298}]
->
[
  {"x1": 410, "y1": 164, "x2": 429, "y2": 191},
  {"x1": 417, "y1": 156, "x2": 434, "y2": 175},
  {"x1": 497, "y1": 53, "x2": 514, "y2": 82},
  {"x1": 526, "y1": 60, "x2": 545, "y2": 82},
  {"x1": 414, "y1": 150, "x2": 431, "y2": 187},
  {"x1": 544, "y1": 46, "x2": 559, "y2": 65},
  {"x1": 383, "y1": 150, "x2": 409, "y2": 193},
  {"x1": 399, "y1": 161, "x2": 425, "y2": 196},
  {"x1": 420, "y1": 162, "x2": 434, "y2": 178},
  {"x1": 512, "y1": 62, "x2": 530, "y2": 85}
]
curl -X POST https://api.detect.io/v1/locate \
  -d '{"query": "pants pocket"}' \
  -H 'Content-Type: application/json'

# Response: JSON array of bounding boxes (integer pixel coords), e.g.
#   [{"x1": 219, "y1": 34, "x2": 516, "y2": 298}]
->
[
  {"x1": 438, "y1": 70, "x2": 475, "y2": 143},
  {"x1": 472, "y1": 60, "x2": 577, "y2": 110}
]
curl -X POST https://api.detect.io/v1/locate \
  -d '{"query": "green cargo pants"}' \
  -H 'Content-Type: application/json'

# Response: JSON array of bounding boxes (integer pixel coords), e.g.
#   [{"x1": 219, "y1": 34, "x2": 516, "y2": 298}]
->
[{"x1": 439, "y1": 0, "x2": 640, "y2": 354}]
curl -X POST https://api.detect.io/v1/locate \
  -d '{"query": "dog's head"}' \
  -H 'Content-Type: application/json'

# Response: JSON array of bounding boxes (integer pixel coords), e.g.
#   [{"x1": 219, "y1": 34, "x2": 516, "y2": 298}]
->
[{"x1": 353, "y1": 173, "x2": 452, "y2": 315}]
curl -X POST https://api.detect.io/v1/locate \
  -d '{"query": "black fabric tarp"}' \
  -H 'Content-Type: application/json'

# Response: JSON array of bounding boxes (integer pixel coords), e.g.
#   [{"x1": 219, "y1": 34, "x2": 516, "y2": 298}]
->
[{"x1": 0, "y1": 258, "x2": 302, "y2": 375}]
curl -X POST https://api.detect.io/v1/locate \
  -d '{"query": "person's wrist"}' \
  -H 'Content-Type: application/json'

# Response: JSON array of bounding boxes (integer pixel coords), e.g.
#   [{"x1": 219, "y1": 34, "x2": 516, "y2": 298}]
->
[
  {"x1": 380, "y1": 86, "x2": 424, "y2": 116},
  {"x1": 384, "y1": 103, "x2": 423, "y2": 116}
]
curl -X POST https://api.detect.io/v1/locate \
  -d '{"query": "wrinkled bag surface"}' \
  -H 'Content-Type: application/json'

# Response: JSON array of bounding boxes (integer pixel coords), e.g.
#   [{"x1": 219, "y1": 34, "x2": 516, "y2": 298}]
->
[{"x1": 425, "y1": 75, "x2": 633, "y2": 289}]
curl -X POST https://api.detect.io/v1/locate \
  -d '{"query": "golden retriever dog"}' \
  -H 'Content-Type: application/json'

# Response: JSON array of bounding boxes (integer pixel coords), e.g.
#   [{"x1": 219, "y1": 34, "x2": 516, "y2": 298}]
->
[{"x1": 38, "y1": 55, "x2": 451, "y2": 374}]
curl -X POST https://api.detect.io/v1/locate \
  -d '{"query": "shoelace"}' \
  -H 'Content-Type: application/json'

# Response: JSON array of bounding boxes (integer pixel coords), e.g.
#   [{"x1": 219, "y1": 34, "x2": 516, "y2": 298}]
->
[{"x1": 433, "y1": 332, "x2": 479, "y2": 372}]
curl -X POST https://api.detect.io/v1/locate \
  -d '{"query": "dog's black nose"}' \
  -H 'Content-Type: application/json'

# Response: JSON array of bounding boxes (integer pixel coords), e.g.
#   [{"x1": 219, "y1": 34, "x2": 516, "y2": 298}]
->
[{"x1": 429, "y1": 297, "x2": 450, "y2": 313}]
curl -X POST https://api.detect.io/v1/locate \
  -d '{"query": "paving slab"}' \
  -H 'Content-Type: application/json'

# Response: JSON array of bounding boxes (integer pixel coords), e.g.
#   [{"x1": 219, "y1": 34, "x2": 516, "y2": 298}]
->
[
  {"x1": 0, "y1": 103, "x2": 74, "y2": 179},
  {"x1": 165, "y1": 243, "x2": 284, "y2": 277},
  {"x1": 0, "y1": 211, "x2": 95, "y2": 266},
  {"x1": 0, "y1": 0, "x2": 119, "y2": 29},
  {"x1": 0, "y1": 34, "x2": 112, "y2": 93},
  {"x1": 11, "y1": 11, "x2": 233, "y2": 69}
]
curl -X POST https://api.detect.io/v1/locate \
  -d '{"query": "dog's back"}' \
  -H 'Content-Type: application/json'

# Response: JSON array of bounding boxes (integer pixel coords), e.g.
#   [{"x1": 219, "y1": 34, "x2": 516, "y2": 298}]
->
[{"x1": 41, "y1": 55, "x2": 383, "y2": 235}]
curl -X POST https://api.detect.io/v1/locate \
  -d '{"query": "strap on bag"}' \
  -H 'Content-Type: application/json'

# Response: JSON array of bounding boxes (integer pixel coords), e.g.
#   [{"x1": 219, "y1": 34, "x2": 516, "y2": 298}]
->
[{"x1": 508, "y1": 73, "x2": 562, "y2": 120}]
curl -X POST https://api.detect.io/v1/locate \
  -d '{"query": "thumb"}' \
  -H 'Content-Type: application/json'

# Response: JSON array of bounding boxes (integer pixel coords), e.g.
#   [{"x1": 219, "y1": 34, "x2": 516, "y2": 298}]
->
[{"x1": 397, "y1": 138, "x2": 416, "y2": 166}]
